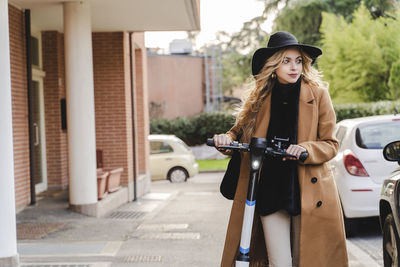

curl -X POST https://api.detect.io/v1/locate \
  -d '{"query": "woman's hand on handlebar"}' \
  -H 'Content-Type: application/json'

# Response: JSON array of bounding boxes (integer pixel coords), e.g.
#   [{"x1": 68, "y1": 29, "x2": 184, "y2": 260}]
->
[
  {"x1": 213, "y1": 134, "x2": 232, "y2": 154},
  {"x1": 283, "y1": 144, "x2": 307, "y2": 161}
]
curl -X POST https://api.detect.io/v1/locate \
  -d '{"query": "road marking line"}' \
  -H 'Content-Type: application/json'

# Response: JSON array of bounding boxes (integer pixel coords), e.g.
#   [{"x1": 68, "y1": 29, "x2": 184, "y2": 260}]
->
[
  {"x1": 139, "y1": 232, "x2": 200, "y2": 240},
  {"x1": 101, "y1": 241, "x2": 123, "y2": 256},
  {"x1": 136, "y1": 223, "x2": 189, "y2": 231}
]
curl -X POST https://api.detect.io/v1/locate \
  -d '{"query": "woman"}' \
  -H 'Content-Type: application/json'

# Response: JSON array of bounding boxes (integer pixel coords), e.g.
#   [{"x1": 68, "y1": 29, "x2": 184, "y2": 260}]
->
[{"x1": 213, "y1": 31, "x2": 348, "y2": 267}]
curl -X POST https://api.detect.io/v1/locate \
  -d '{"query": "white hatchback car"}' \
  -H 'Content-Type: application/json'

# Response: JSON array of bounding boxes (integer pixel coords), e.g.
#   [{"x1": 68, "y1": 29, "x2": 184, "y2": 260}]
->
[
  {"x1": 330, "y1": 114, "x2": 400, "y2": 235},
  {"x1": 148, "y1": 135, "x2": 199, "y2": 182}
]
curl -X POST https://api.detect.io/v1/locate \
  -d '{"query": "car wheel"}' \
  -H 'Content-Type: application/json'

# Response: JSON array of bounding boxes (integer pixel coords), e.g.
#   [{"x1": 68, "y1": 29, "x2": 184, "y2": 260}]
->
[
  {"x1": 344, "y1": 216, "x2": 358, "y2": 237},
  {"x1": 383, "y1": 213, "x2": 400, "y2": 267},
  {"x1": 168, "y1": 167, "x2": 188, "y2": 183}
]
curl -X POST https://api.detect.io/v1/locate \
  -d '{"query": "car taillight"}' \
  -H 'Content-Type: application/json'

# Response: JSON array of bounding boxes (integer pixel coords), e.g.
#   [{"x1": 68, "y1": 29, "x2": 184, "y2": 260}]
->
[{"x1": 343, "y1": 151, "x2": 369, "y2": 177}]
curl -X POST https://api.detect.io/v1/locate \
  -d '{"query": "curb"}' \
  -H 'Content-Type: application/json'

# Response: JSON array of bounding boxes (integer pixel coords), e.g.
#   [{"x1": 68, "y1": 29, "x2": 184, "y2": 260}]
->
[
  {"x1": 346, "y1": 240, "x2": 380, "y2": 266},
  {"x1": 198, "y1": 170, "x2": 226, "y2": 173}
]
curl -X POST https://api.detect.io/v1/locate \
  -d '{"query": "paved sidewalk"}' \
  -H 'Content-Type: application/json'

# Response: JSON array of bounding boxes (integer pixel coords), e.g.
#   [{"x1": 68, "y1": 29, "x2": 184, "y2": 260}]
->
[{"x1": 17, "y1": 172, "x2": 381, "y2": 266}]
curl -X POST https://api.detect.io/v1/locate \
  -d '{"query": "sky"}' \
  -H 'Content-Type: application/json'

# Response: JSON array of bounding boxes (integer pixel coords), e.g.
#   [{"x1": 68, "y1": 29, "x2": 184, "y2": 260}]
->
[{"x1": 145, "y1": 0, "x2": 275, "y2": 52}]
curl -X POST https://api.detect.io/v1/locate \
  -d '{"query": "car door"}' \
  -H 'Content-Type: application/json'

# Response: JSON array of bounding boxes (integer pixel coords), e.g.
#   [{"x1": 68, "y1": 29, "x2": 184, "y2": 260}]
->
[{"x1": 149, "y1": 140, "x2": 174, "y2": 179}]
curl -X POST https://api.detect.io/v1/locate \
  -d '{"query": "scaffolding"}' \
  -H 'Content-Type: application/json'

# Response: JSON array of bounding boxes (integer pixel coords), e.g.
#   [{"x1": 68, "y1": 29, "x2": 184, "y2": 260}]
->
[{"x1": 204, "y1": 45, "x2": 223, "y2": 112}]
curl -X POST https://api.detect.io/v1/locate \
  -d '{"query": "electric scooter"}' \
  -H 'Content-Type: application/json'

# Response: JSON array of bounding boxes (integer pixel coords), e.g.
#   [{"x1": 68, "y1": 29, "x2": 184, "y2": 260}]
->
[{"x1": 207, "y1": 136, "x2": 308, "y2": 267}]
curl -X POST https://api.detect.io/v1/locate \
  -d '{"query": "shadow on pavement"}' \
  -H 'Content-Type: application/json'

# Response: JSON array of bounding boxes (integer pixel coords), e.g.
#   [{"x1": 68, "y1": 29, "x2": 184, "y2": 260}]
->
[{"x1": 354, "y1": 217, "x2": 381, "y2": 237}]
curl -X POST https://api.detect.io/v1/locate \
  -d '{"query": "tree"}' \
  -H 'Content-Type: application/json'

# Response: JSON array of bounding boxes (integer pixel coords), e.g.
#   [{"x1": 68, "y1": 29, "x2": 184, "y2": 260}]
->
[
  {"x1": 216, "y1": 15, "x2": 268, "y2": 53},
  {"x1": 389, "y1": 60, "x2": 400, "y2": 99},
  {"x1": 186, "y1": 31, "x2": 200, "y2": 44},
  {"x1": 364, "y1": 0, "x2": 400, "y2": 18},
  {"x1": 324, "y1": 0, "x2": 363, "y2": 19},
  {"x1": 221, "y1": 52, "x2": 253, "y2": 93},
  {"x1": 319, "y1": 5, "x2": 400, "y2": 102},
  {"x1": 272, "y1": 0, "x2": 399, "y2": 46},
  {"x1": 273, "y1": 0, "x2": 328, "y2": 45},
  {"x1": 215, "y1": 15, "x2": 268, "y2": 92},
  {"x1": 216, "y1": 0, "x2": 399, "y2": 95},
  {"x1": 259, "y1": 0, "x2": 399, "y2": 18}
]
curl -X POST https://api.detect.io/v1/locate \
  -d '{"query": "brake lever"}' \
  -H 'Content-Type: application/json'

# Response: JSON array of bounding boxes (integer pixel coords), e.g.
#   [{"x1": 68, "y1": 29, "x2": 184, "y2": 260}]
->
[
  {"x1": 206, "y1": 138, "x2": 250, "y2": 152},
  {"x1": 265, "y1": 147, "x2": 308, "y2": 162}
]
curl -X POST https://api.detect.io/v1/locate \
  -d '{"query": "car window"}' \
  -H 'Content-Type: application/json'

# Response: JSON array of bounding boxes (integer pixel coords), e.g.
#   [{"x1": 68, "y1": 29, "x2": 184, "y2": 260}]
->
[
  {"x1": 335, "y1": 126, "x2": 347, "y2": 147},
  {"x1": 355, "y1": 120, "x2": 400, "y2": 149},
  {"x1": 150, "y1": 141, "x2": 173, "y2": 154}
]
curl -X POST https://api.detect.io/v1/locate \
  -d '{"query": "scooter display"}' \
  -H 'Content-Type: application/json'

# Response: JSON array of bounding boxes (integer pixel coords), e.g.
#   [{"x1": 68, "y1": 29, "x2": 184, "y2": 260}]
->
[{"x1": 207, "y1": 136, "x2": 307, "y2": 267}]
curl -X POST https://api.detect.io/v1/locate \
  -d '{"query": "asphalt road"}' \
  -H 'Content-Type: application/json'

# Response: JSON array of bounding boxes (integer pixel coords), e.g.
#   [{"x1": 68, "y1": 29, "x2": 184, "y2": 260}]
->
[{"x1": 347, "y1": 217, "x2": 383, "y2": 266}]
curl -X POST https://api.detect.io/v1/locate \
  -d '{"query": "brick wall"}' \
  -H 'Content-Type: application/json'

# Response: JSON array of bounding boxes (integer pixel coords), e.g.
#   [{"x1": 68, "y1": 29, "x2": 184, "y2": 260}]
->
[
  {"x1": 42, "y1": 31, "x2": 68, "y2": 190},
  {"x1": 92, "y1": 32, "x2": 134, "y2": 185},
  {"x1": 8, "y1": 4, "x2": 30, "y2": 209}
]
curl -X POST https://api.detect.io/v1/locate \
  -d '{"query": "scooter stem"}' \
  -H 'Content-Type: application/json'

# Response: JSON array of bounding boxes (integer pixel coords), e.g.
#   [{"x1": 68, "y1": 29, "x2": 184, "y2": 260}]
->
[{"x1": 236, "y1": 137, "x2": 267, "y2": 266}]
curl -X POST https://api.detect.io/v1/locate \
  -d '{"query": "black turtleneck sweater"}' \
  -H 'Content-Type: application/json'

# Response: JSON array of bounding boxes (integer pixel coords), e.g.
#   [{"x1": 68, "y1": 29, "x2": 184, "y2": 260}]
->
[{"x1": 256, "y1": 77, "x2": 301, "y2": 216}]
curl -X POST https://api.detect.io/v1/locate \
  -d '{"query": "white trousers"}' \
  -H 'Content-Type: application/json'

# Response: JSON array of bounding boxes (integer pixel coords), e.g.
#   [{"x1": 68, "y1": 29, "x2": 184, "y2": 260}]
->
[{"x1": 260, "y1": 210, "x2": 301, "y2": 267}]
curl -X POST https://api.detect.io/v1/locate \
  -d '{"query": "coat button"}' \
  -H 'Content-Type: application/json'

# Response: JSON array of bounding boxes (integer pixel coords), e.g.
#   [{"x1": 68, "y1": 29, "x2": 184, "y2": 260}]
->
[
  {"x1": 311, "y1": 177, "x2": 318, "y2": 183},
  {"x1": 316, "y1": 201, "x2": 322, "y2": 207}
]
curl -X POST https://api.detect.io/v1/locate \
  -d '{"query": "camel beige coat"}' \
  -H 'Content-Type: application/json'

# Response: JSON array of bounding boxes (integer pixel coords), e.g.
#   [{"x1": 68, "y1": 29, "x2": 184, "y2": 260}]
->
[{"x1": 221, "y1": 81, "x2": 348, "y2": 267}]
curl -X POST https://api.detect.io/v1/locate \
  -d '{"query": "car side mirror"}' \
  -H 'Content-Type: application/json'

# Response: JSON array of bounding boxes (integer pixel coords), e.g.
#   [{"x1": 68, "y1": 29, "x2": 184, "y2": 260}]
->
[{"x1": 383, "y1": 140, "x2": 400, "y2": 165}]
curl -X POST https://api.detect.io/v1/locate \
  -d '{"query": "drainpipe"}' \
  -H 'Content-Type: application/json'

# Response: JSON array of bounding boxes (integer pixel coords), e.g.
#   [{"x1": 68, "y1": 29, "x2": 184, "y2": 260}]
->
[
  {"x1": 25, "y1": 9, "x2": 36, "y2": 205},
  {"x1": 129, "y1": 32, "x2": 137, "y2": 201}
]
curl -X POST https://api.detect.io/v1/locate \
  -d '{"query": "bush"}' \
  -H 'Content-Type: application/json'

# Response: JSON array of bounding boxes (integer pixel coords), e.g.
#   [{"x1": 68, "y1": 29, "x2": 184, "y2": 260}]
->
[
  {"x1": 151, "y1": 103, "x2": 400, "y2": 145},
  {"x1": 150, "y1": 112, "x2": 235, "y2": 146},
  {"x1": 334, "y1": 101, "x2": 400, "y2": 122}
]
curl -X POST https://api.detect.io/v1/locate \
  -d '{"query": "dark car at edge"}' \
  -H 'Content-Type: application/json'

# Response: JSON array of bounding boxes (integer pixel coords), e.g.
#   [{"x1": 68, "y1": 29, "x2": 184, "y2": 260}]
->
[{"x1": 379, "y1": 140, "x2": 400, "y2": 267}]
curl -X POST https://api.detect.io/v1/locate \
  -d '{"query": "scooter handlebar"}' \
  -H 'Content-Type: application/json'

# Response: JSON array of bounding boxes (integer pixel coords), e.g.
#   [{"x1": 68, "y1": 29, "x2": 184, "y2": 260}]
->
[
  {"x1": 206, "y1": 138, "x2": 249, "y2": 151},
  {"x1": 206, "y1": 138, "x2": 215, "y2": 147},
  {"x1": 299, "y1": 152, "x2": 308, "y2": 162},
  {"x1": 207, "y1": 138, "x2": 308, "y2": 162}
]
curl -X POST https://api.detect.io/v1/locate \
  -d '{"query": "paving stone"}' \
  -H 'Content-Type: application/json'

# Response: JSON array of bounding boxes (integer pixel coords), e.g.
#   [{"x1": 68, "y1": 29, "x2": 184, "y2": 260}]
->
[{"x1": 17, "y1": 223, "x2": 66, "y2": 240}]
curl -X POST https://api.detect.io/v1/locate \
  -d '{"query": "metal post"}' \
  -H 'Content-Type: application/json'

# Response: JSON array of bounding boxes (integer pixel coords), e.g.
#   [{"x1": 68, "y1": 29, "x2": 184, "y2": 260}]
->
[
  {"x1": 211, "y1": 47, "x2": 216, "y2": 111},
  {"x1": 218, "y1": 47, "x2": 223, "y2": 110},
  {"x1": 204, "y1": 47, "x2": 210, "y2": 112}
]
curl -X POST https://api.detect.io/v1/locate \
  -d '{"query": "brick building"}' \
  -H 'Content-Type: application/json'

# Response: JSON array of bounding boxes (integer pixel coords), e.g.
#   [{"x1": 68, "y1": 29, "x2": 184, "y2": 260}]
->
[{"x1": 0, "y1": 0, "x2": 200, "y2": 265}]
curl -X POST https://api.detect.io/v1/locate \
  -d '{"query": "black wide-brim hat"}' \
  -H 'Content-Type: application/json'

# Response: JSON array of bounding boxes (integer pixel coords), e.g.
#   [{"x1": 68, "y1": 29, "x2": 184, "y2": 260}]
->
[{"x1": 251, "y1": 31, "x2": 322, "y2": 76}]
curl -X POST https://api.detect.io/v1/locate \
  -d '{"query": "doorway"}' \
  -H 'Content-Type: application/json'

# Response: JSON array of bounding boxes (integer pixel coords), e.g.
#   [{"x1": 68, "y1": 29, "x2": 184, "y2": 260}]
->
[{"x1": 31, "y1": 78, "x2": 48, "y2": 193}]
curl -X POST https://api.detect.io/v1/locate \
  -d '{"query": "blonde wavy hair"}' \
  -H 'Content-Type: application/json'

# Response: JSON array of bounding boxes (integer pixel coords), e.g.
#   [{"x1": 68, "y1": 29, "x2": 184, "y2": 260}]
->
[{"x1": 233, "y1": 47, "x2": 328, "y2": 142}]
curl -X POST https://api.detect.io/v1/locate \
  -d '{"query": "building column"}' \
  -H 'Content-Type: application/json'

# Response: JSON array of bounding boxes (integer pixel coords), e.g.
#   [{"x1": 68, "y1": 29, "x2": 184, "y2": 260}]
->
[
  {"x1": 0, "y1": 0, "x2": 19, "y2": 266},
  {"x1": 64, "y1": 1, "x2": 97, "y2": 209}
]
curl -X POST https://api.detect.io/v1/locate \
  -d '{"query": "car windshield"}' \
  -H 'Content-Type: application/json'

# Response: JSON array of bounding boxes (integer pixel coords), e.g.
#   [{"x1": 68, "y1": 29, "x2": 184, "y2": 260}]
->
[
  {"x1": 175, "y1": 138, "x2": 191, "y2": 152},
  {"x1": 355, "y1": 120, "x2": 400, "y2": 149}
]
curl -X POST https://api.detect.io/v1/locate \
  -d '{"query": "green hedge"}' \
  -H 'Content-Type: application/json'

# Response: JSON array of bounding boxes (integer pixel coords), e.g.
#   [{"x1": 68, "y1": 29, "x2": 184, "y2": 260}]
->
[
  {"x1": 150, "y1": 101, "x2": 400, "y2": 145},
  {"x1": 150, "y1": 112, "x2": 235, "y2": 146},
  {"x1": 334, "y1": 101, "x2": 400, "y2": 122}
]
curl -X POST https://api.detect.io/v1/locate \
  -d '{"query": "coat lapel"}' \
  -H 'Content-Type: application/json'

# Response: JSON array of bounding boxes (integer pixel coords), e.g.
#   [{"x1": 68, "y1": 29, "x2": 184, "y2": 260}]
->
[
  {"x1": 253, "y1": 93, "x2": 271, "y2": 138},
  {"x1": 297, "y1": 81, "x2": 316, "y2": 143}
]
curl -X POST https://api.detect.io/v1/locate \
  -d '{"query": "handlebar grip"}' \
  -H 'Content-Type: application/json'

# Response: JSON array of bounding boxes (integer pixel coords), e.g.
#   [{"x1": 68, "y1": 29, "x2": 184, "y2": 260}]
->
[
  {"x1": 206, "y1": 138, "x2": 215, "y2": 147},
  {"x1": 299, "y1": 151, "x2": 308, "y2": 162}
]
